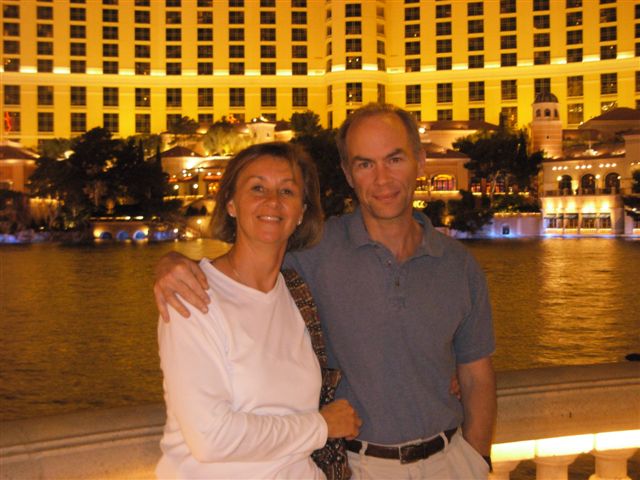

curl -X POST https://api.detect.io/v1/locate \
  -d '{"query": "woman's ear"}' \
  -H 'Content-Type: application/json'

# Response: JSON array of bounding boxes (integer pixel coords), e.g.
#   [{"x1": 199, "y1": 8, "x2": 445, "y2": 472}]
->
[{"x1": 227, "y1": 200, "x2": 236, "y2": 218}]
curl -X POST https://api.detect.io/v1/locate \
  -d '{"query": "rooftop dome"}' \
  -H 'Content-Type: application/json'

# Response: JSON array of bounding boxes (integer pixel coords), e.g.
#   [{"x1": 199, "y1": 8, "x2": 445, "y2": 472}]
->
[{"x1": 534, "y1": 91, "x2": 559, "y2": 103}]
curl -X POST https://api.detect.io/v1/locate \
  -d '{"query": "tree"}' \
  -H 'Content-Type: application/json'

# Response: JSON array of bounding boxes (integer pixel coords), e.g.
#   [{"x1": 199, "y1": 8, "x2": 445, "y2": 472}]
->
[
  {"x1": 39, "y1": 138, "x2": 72, "y2": 159},
  {"x1": 632, "y1": 170, "x2": 640, "y2": 194},
  {"x1": 447, "y1": 190, "x2": 493, "y2": 234},
  {"x1": 422, "y1": 200, "x2": 446, "y2": 227},
  {"x1": 166, "y1": 116, "x2": 199, "y2": 146},
  {"x1": 202, "y1": 119, "x2": 251, "y2": 155},
  {"x1": 290, "y1": 111, "x2": 322, "y2": 137}
]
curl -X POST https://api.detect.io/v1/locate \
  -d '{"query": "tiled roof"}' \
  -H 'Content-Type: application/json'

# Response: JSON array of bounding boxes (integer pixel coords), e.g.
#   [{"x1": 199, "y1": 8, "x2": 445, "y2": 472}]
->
[{"x1": 0, "y1": 145, "x2": 39, "y2": 161}]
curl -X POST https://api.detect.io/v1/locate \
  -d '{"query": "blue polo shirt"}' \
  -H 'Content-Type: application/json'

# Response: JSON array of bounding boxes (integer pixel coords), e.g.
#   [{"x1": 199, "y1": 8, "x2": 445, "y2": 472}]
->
[{"x1": 285, "y1": 208, "x2": 495, "y2": 445}]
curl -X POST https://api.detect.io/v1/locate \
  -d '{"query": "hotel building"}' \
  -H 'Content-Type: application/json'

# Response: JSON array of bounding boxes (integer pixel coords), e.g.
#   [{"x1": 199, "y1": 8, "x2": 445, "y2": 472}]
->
[{"x1": 1, "y1": 0, "x2": 639, "y2": 149}]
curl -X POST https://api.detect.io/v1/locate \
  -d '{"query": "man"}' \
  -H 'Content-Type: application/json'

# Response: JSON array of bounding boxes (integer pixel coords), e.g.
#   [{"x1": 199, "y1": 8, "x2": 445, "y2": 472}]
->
[{"x1": 155, "y1": 103, "x2": 496, "y2": 479}]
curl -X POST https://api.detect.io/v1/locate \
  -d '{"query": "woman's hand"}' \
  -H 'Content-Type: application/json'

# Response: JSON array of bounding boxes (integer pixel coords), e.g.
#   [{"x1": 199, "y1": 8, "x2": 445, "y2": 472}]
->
[
  {"x1": 320, "y1": 399, "x2": 362, "y2": 440},
  {"x1": 154, "y1": 251, "x2": 210, "y2": 322}
]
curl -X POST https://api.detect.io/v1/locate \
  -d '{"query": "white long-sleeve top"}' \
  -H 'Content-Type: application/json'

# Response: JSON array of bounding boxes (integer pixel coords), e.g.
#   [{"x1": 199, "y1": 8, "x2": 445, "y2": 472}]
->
[{"x1": 156, "y1": 259, "x2": 327, "y2": 479}]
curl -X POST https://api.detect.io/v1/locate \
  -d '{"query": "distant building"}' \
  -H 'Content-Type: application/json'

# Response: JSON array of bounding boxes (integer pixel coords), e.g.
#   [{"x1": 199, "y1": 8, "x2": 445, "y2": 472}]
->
[{"x1": 0, "y1": 142, "x2": 38, "y2": 192}]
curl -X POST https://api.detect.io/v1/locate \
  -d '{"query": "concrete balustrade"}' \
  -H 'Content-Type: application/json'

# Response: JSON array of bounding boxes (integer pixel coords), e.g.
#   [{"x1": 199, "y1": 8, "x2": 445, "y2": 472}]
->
[{"x1": 1, "y1": 363, "x2": 638, "y2": 479}]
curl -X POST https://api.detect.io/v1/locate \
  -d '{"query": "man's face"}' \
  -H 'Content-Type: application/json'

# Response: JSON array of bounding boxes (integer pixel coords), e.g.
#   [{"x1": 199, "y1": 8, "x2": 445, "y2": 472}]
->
[{"x1": 342, "y1": 113, "x2": 424, "y2": 224}]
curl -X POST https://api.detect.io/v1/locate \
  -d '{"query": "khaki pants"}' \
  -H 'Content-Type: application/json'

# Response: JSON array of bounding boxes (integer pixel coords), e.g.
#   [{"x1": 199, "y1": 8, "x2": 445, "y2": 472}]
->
[{"x1": 347, "y1": 430, "x2": 489, "y2": 480}]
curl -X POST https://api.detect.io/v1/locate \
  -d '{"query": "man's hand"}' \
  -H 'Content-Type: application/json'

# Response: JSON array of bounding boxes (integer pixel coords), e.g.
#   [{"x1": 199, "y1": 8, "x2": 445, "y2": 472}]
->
[
  {"x1": 153, "y1": 251, "x2": 210, "y2": 322},
  {"x1": 320, "y1": 399, "x2": 362, "y2": 440}
]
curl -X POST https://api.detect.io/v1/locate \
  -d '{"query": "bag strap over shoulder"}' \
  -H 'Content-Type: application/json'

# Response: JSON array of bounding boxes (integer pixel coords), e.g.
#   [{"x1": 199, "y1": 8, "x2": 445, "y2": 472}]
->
[{"x1": 282, "y1": 268, "x2": 328, "y2": 368}]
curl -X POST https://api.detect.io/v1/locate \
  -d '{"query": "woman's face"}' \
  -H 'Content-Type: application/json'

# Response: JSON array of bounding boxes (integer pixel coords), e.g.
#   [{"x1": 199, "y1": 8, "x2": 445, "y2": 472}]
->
[{"x1": 227, "y1": 155, "x2": 305, "y2": 248}]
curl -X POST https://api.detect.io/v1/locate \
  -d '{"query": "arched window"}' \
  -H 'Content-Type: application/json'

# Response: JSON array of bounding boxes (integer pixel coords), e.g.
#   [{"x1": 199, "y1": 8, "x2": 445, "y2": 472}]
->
[
  {"x1": 554, "y1": 109, "x2": 558, "y2": 118},
  {"x1": 431, "y1": 174, "x2": 456, "y2": 191},
  {"x1": 558, "y1": 175, "x2": 572, "y2": 194},
  {"x1": 581, "y1": 174, "x2": 595, "y2": 194},
  {"x1": 536, "y1": 109, "x2": 541, "y2": 117},
  {"x1": 494, "y1": 175, "x2": 506, "y2": 193},
  {"x1": 544, "y1": 108, "x2": 551, "y2": 117},
  {"x1": 470, "y1": 177, "x2": 483, "y2": 193},
  {"x1": 604, "y1": 172, "x2": 620, "y2": 193}
]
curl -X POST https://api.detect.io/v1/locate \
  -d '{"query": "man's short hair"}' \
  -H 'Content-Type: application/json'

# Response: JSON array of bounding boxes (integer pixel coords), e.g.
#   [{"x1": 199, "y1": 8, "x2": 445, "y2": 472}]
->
[
  {"x1": 211, "y1": 142, "x2": 323, "y2": 251},
  {"x1": 336, "y1": 103, "x2": 424, "y2": 170}
]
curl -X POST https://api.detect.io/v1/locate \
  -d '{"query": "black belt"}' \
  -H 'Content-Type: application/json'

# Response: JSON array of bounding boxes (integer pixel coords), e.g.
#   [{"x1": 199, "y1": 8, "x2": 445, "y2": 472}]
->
[{"x1": 346, "y1": 428, "x2": 457, "y2": 465}]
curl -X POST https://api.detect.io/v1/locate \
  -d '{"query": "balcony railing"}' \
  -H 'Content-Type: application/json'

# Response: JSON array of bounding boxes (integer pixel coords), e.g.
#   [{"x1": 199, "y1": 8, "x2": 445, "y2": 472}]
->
[
  {"x1": 1, "y1": 363, "x2": 638, "y2": 479},
  {"x1": 544, "y1": 187, "x2": 625, "y2": 197}
]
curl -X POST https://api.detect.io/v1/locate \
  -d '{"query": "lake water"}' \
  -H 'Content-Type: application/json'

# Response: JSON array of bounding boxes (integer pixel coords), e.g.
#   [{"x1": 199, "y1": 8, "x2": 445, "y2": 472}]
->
[{"x1": 1, "y1": 237, "x2": 639, "y2": 422}]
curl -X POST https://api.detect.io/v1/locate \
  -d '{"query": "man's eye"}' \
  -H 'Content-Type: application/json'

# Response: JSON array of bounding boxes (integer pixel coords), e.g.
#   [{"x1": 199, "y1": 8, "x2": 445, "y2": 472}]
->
[{"x1": 357, "y1": 161, "x2": 372, "y2": 169}]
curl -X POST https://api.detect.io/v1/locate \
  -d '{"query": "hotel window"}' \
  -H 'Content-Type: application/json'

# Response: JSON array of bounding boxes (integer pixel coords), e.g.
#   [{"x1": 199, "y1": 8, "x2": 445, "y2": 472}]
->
[
  {"x1": 600, "y1": 27, "x2": 616, "y2": 42},
  {"x1": 103, "y1": 26, "x2": 118, "y2": 40},
  {"x1": 405, "y1": 41, "x2": 420, "y2": 55},
  {"x1": 4, "y1": 112, "x2": 20, "y2": 132},
  {"x1": 346, "y1": 21, "x2": 361, "y2": 35},
  {"x1": 104, "y1": 0, "x2": 119, "y2": 5},
  {"x1": 261, "y1": 0, "x2": 275, "y2": 6},
  {"x1": 292, "y1": 11, "x2": 307, "y2": 24},
  {"x1": 70, "y1": 8, "x2": 86, "y2": 21},
  {"x1": 566, "y1": 12, "x2": 582, "y2": 27},
  {"x1": 405, "y1": 59, "x2": 420, "y2": 72},
  {"x1": 533, "y1": 0, "x2": 549, "y2": 10},
  {"x1": 501, "y1": 53, "x2": 517, "y2": 66},
  {"x1": 468, "y1": 2, "x2": 483, "y2": 16},
  {"x1": 4, "y1": 22, "x2": 20, "y2": 36},
  {"x1": 347, "y1": 83, "x2": 363, "y2": 103},
  {"x1": 3, "y1": 41, "x2": 19, "y2": 54},
  {"x1": 500, "y1": 0, "x2": 516, "y2": 14},
  {"x1": 261, "y1": 11, "x2": 276, "y2": 24},
  {"x1": 501, "y1": 35, "x2": 516, "y2": 49},
  {"x1": 567, "y1": 30, "x2": 582, "y2": 44},
  {"x1": 135, "y1": 114, "x2": 151, "y2": 134},
  {"x1": 135, "y1": 88, "x2": 151, "y2": 107},
  {"x1": 600, "y1": 8, "x2": 616, "y2": 22},
  {"x1": 37, "y1": 59, "x2": 54, "y2": 73},
  {"x1": 261, "y1": 88, "x2": 276, "y2": 107},
  {"x1": 567, "y1": 48, "x2": 583, "y2": 62},
  {"x1": 230, "y1": 88, "x2": 245, "y2": 107},
  {"x1": 501, "y1": 107, "x2": 517, "y2": 127},
  {"x1": 534, "y1": 51, "x2": 550, "y2": 65},
  {"x1": 261, "y1": 62, "x2": 275, "y2": 75},
  {"x1": 166, "y1": 28, "x2": 181, "y2": 41},
  {"x1": 134, "y1": 11, "x2": 150, "y2": 23},
  {"x1": 38, "y1": 112, "x2": 54, "y2": 132},
  {"x1": 601, "y1": 73, "x2": 617, "y2": 94},
  {"x1": 167, "y1": 114, "x2": 183, "y2": 131},
  {"x1": 345, "y1": 4, "x2": 361, "y2": 17},
  {"x1": 377, "y1": 57, "x2": 386, "y2": 71},
  {"x1": 229, "y1": 11, "x2": 244, "y2": 24},
  {"x1": 71, "y1": 25, "x2": 86, "y2": 39},
  {"x1": 566, "y1": 0, "x2": 582, "y2": 7},
  {"x1": 103, "y1": 44, "x2": 118, "y2": 57},
  {"x1": 534, "y1": 15, "x2": 549, "y2": 29},
  {"x1": 567, "y1": 104, "x2": 583, "y2": 124},
  {"x1": 601, "y1": 45, "x2": 616, "y2": 60},
  {"x1": 292, "y1": 28, "x2": 307, "y2": 41},
  {"x1": 70, "y1": 42, "x2": 86, "y2": 56},
  {"x1": 103, "y1": 9, "x2": 118, "y2": 22},
  {"x1": 534, "y1": 33, "x2": 550, "y2": 47},
  {"x1": 468, "y1": 20, "x2": 483, "y2": 34},
  {"x1": 198, "y1": 88, "x2": 213, "y2": 107},
  {"x1": 230, "y1": 45, "x2": 244, "y2": 58},
  {"x1": 292, "y1": 45, "x2": 307, "y2": 58},
  {"x1": 636, "y1": 72, "x2": 640, "y2": 92},
  {"x1": 436, "y1": 22, "x2": 451, "y2": 36},
  {"x1": 38, "y1": 24, "x2": 54, "y2": 38},
  {"x1": 405, "y1": 85, "x2": 421, "y2": 105},
  {"x1": 198, "y1": 114, "x2": 213, "y2": 126},
  {"x1": 437, "y1": 83, "x2": 453, "y2": 103},
  {"x1": 71, "y1": 60, "x2": 86, "y2": 73},
  {"x1": 468, "y1": 37, "x2": 484, "y2": 51},
  {"x1": 405, "y1": 24, "x2": 420, "y2": 38},
  {"x1": 198, "y1": 45, "x2": 213, "y2": 58},
  {"x1": 501, "y1": 80, "x2": 517, "y2": 100},
  {"x1": 71, "y1": 113, "x2": 86, "y2": 133},
  {"x1": 135, "y1": 62, "x2": 150, "y2": 75},
  {"x1": 327, "y1": 85, "x2": 333, "y2": 105},
  {"x1": 199, "y1": 63, "x2": 213, "y2": 76},
  {"x1": 469, "y1": 81, "x2": 485, "y2": 102},
  {"x1": 3, "y1": 85, "x2": 20, "y2": 105},
  {"x1": 230, "y1": 62, "x2": 244, "y2": 75},
  {"x1": 436, "y1": 39, "x2": 452, "y2": 53},
  {"x1": 166, "y1": 63, "x2": 182, "y2": 75},
  {"x1": 165, "y1": 45, "x2": 181, "y2": 59},
  {"x1": 37, "y1": 6, "x2": 53, "y2": 19},
  {"x1": 292, "y1": 0, "x2": 307, "y2": 7},
  {"x1": 469, "y1": 55, "x2": 484, "y2": 68},
  {"x1": 292, "y1": 62, "x2": 307, "y2": 75},
  {"x1": 229, "y1": 0, "x2": 244, "y2": 6},
  {"x1": 535, "y1": 78, "x2": 551, "y2": 96},
  {"x1": 346, "y1": 38, "x2": 362, "y2": 52},
  {"x1": 292, "y1": 88, "x2": 308, "y2": 107},
  {"x1": 166, "y1": 88, "x2": 182, "y2": 108},
  {"x1": 436, "y1": 4, "x2": 451, "y2": 18},
  {"x1": 229, "y1": 28, "x2": 244, "y2": 41},
  {"x1": 469, "y1": 108, "x2": 485, "y2": 121},
  {"x1": 261, "y1": 45, "x2": 276, "y2": 58},
  {"x1": 103, "y1": 113, "x2": 118, "y2": 133},
  {"x1": 261, "y1": 28, "x2": 276, "y2": 41},
  {"x1": 437, "y1": 110, "x2": 453, "y2": 121},
  {"x1": 197, "y1": 28, "x2": 212, "y2": 41},
  {"x1": 405, "y1": 7, "x2": 420, "y2": 21},
  {"x1": 436, "y1": 57, "x2": 452, "y2": 70},
  {"x1": 3, "y1": 5, "x2": 19, "y2": 18},
  {"x1": 103, "y1": 87, "x2": 118, "y2": 107},
  {"x1": 500, "y1": 18, "x2": 516, "y2": 31},
  {"x1": 37, "y1": 41, "x2": 54, "y2": 55},
  {"x1": 567, "y1": 76, "x2": 583, "y2": 97},
  {"x1": 346, "y1": 56, "x2": 362, "y2": 69},
  {"x1": 166, "y1": 11, "x2": 181, "y2": 24},
  {"x1": 103, "y1": 61, "x2": 118, "y2": 74},
  {"x1": 6, "y1": 58, "x2": 20, "y2": 72},
  {"x1": 135, "y1": 45, "x2": 150, "y2": 58},
  {"x1": 198, "y1": 11, "x2": 213, "y2": 24}
]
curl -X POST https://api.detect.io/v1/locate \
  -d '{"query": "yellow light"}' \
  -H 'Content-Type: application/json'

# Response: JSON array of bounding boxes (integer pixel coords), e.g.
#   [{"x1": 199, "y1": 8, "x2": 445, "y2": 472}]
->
[
  {"x1": 492, "y1": 441, "x2": 536, "y2": 462},
  {"x1": 594, "y1": 430, "x2": 640, "y2": 451},
  {"x1": 93, "y1": 229, "x2": 103, "y2": 239},
  {"x1": 536, "y1": 434, "x2": 593, "y2": 456}
]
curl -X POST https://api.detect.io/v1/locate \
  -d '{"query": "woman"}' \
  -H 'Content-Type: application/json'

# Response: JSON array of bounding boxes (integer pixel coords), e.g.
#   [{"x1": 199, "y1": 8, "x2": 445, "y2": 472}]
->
[{"x1": 156, "y1": 142, "x2": 360, "y2": 479}]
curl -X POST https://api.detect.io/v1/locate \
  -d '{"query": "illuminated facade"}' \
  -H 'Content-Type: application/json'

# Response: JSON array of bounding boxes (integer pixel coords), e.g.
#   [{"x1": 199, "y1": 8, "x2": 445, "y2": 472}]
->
[{"x1": 1, "y1": 0, "x2": 639, "y2": 149}]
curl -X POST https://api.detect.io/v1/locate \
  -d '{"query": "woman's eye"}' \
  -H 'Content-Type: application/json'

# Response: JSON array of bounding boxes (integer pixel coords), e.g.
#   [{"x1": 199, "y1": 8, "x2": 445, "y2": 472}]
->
[
  {"x1": 251, "y1": 185, "x2": 264, "y2": 193},
  {"x1": 280, "y1": 188, "x2": 294, "y2": 196}
]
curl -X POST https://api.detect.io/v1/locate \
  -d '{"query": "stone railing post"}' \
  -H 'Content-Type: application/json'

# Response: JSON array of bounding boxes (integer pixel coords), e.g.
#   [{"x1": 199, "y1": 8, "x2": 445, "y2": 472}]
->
[
  {"x1": 534, "y1": 454, "x2": 578, "y2": 480},
  {"x1": 589, "y1": 448, "x2": 638, "y2": 480},
  {"x1": 489, "y1": 460, "x2": 520, "y2": 480}
]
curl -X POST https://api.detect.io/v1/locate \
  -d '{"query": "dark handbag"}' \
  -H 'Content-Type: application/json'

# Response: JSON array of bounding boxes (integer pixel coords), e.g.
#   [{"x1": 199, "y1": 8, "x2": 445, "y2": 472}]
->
[{"x1": 282, "y1": 269, "x2": 351, "y2": 480}]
